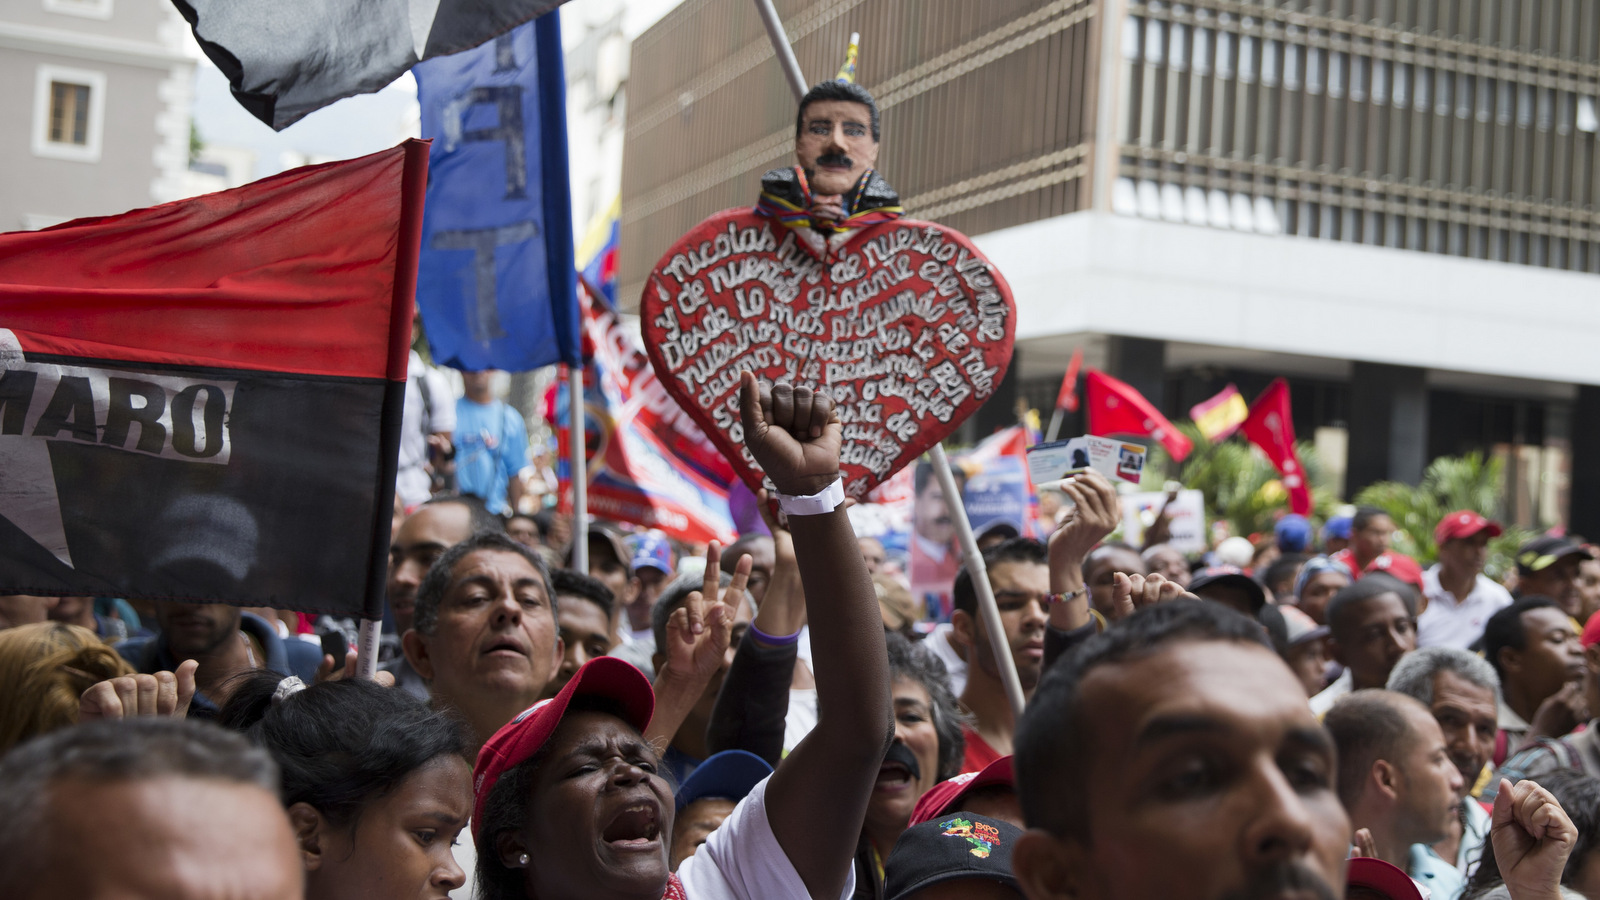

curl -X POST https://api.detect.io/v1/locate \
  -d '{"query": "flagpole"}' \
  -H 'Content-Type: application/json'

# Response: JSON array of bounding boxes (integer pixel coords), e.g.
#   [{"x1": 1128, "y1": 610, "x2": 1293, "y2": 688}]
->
[
  {"x1": 751, "y1": 3, "x2": 1023, "y2": 718},
  {"x1": 929, "y1": 443, "x2": 1027, "y2": 718},
  {"x1": 355, "y1": 618, "x2": 382, "y2": 680},
  {"x1": 1045, "y1": 408, "x2": 1065, "y2": 443},
  {"x1": 753, "y1": 0, "x2": 809, "y2": 100},
  {"x1": 569, "y1": 363, "x2": 588, "y2": 572}
]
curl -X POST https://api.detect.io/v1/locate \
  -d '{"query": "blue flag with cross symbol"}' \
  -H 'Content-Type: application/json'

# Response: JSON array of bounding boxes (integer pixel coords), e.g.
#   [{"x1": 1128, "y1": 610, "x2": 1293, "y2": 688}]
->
[{"x1": 415, "y1": 12, "x2": 580, "y2": 372}]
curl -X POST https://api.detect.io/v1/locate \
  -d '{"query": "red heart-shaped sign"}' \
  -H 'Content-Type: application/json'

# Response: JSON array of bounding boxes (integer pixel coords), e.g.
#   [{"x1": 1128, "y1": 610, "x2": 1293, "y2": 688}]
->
[{"x1": 641, "y1": 208, "x2": 1016, "y2": 500}]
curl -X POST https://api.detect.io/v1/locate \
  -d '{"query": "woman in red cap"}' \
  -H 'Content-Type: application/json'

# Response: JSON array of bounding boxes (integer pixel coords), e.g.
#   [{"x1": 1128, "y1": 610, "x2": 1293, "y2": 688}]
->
[{"x1": 472, "y1": 374, "x2": 889, "y2": 900}]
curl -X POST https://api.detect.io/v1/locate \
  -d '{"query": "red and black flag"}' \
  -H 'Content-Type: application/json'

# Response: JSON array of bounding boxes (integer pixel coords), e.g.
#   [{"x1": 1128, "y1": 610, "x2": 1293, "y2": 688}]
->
[{"x1": 0, "y1": 140, "x2": 428, "y2": 619}]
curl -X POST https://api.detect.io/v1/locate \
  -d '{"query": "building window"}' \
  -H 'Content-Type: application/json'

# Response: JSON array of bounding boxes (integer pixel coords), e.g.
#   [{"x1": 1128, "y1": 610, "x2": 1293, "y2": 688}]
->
[
  {"x1": 31, "y1": 65, "x2": 105, "y2": 162},
  {"x1": 43, "y1": 0, "x2": 113, "y2": 19},
  {"x1": 50, "y1": 82, "x2": 90, "y2": 144}
]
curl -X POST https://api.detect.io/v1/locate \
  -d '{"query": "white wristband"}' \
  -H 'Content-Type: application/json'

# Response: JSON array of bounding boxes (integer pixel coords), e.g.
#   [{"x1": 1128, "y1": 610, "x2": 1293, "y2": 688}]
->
[{"x1": 772, "y1": 477, "x2": 846, "y2": 516}]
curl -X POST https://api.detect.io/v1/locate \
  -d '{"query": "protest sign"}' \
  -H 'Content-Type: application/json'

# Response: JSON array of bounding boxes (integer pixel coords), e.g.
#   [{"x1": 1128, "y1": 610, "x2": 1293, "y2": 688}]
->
[
  {"x1": 0, "y1": 142, "x2": 426, "y2": 617},
  {"x1": 640, "y1": 209, "x2": 1015, "y2": 501},
  {"x1": 1120, "y1": 489, "x2": 1208, "y2": 554},
  {"x1": 961, "y1": 456, "x2": 1032, "y2": 538}
]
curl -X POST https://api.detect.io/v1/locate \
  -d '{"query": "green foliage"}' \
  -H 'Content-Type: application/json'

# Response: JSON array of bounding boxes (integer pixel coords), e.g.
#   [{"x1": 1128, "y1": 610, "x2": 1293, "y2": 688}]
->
[
  {"x1": 1353, "y1": 453, "x2": 1532, "y2": 579},
  {"x1": 1144, "y1": 424, "x2": 1337, "y2": 539}
]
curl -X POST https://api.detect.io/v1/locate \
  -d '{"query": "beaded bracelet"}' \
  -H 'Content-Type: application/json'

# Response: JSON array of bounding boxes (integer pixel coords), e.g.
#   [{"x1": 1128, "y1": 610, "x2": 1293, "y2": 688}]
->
[{"x1": 749, "y1": 623, "x2": 802, "y2": 646}]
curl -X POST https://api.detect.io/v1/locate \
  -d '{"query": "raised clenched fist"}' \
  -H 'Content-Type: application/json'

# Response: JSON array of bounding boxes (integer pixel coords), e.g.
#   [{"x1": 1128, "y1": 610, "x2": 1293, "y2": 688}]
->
[{"x1": 739, "y1": 371, "x2": 842, "y2": 498}]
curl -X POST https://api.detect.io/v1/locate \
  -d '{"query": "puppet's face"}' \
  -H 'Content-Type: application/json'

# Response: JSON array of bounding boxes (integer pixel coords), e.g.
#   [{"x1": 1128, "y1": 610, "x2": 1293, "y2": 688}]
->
[{"x1": 795, "y1": 99, "x2": 879, "y2": 197}]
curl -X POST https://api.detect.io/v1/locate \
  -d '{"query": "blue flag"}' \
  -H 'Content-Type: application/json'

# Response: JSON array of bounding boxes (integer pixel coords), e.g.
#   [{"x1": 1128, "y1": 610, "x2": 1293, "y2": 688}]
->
[{"x1": 415, "y1": 13, "x2": 580, "y2": 371}]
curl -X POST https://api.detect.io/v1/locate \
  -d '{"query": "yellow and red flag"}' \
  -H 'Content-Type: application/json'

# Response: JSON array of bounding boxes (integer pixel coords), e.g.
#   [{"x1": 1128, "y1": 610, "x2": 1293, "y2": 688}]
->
[{"x1": 1190, "y1": 383, "x2": 1249, "y2": 443}]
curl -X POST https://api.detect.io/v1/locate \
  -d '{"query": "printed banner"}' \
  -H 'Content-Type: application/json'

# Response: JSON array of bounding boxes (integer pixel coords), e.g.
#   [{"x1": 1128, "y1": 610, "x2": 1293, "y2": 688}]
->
[{"x1": 553, "y1": 296, "x2": 735, "y2": 545}]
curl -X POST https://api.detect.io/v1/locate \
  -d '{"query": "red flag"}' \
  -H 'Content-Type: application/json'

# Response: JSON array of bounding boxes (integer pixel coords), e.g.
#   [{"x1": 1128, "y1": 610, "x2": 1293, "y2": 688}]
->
[
  {"x1": 1241, "y1": 378, "x2": 1312, "y2": 516},
  {"x1": 0, "y1": 141, "x2": 428, "y2": 617},
  {"x1": 1056, "y1": 347, "x2": 1083, "y2": 412},
  {"x1": 1085, "y1": 370, "x2": 1193, "y2": 461}
]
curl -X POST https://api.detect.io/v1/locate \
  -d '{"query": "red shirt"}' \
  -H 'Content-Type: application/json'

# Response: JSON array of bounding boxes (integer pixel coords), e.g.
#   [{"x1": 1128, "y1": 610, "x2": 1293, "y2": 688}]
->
[{"x1": 960, "y1": 725, "x2": 1003, "y2": 774}]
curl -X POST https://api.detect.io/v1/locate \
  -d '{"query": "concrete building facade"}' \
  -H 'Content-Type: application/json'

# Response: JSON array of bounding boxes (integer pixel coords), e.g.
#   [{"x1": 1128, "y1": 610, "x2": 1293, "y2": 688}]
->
[
  {"x1": 619, "y1": 0, "x2": 1600, "y2": 531},
  {"x1": 1, "y1": 0, "x2": 195, "y2": 230}
]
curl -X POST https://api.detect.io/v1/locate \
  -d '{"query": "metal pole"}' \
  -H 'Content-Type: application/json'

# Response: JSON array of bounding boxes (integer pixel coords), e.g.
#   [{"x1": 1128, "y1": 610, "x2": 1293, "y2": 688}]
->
[
  {"x1": 569, "y1": 364, "x2": 588, "y2": 572},
  {"x1": 929, "y1": 443, "x2": 1027, "y2": 718},
  {"x1": 751, "y1": 5, "x2": 1022, "y2": 714},
  {"x1": 1045, "y1": 407, "x2": 1066, "y2": 443},
  {"x1": 753, "y1": 0, "x2": 809, "y2": 102},
  {"x1": 355, "y1": 617, "x2": 381, "y2": 680}
]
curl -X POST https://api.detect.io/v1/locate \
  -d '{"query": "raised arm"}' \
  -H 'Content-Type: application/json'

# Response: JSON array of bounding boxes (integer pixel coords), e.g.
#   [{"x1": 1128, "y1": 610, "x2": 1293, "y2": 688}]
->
[
  {"x1": 706, "y1": 492, "x2": 803, "y2": 765},
  {"x1": 1043, "y1": 471, "x2": 1121, "y2": 668},
  {"x1": 1491, "y1": 778, "x2": 1577, "y2": 900},
  {"x1": 644, "y1": 543, "x2": 748, "y2": 751},
  {"x1": 740, "y1": 373, "x2": 890, "y2": 900}
]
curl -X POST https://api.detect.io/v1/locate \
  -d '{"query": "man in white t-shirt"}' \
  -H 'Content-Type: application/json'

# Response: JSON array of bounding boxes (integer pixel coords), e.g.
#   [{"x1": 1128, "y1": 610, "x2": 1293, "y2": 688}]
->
[
  {"x1": 397, "y1": 348, "x2": 456, "y2": 509},
  {"x1": 1418, "y1": 511, "x2": 1512, "y2": 649}
]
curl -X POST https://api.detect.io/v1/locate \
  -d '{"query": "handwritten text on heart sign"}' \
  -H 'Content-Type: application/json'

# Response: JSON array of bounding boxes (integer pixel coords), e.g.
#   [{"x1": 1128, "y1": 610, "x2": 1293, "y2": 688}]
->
[{"x1": 642, "y1": 210, "x2": 1015, "y2": 499}]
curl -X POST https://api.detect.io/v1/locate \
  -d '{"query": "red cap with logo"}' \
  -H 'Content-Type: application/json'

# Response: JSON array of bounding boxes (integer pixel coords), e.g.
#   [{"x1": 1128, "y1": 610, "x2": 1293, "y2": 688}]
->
[
  {"x1": 1364, "y1": 553, "x2": 1424, "y2": 593},
  {"x1": 909, "y1": 755, "x2": 1014, "y2": 826},
  {"x1": 1434, "y1": 510, "x2": 1504, "y2": 546},
  {"x1": 471, "y1": 656, "x2": 655, "y2": 838}
]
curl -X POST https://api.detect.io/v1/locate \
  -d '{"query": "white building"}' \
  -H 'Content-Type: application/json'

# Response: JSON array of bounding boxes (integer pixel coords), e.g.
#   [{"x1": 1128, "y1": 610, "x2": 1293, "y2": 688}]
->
[{"x1": 1, "y1": 0, "x2": 194, "y2": 230}]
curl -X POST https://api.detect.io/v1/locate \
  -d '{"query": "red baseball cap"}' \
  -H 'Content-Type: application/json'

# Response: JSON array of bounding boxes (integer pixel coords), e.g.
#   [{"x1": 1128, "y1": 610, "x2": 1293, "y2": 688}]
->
[
  {"x1": 471, "y1": 656, "x2": 655, "y2": 837},
  {"x1": 1346, "y1": 857, "x2": 1424, "y2": 900},
  {"x1": 1364, "y1": 553, "x2": 1424, "y2": 592},
  {"x1": 1434, "y1": 510, "x2": 1504, "y2": 546},
  {"x1": 909, "y1": 755, "x2": 1014, "y2": 825},
  {"x1": 1582, "y1": 609, "x2": 1600, "y2": 649}
]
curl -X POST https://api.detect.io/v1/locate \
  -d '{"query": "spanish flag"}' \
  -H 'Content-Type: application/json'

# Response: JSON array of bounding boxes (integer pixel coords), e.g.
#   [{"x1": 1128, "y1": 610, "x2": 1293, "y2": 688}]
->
[{"x1": 1190, "y1": 383, "x2": 1249, "y2": 443}]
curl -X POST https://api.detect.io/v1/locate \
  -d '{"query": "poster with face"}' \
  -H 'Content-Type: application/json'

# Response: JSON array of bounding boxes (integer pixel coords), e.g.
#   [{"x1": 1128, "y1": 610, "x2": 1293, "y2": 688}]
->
[{"x1": 640, "y1": 209, "x2": 1016, "y2": 505}]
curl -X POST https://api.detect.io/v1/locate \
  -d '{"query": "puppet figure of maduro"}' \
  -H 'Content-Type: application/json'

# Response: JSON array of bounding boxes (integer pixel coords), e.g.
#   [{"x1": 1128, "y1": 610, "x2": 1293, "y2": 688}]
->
[{"x1": 753, "y1": 81, "x2": 904, "y2": 252}]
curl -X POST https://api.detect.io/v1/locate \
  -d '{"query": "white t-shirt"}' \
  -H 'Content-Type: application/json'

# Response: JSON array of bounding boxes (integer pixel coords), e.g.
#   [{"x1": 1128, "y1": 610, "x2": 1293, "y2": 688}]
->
[
  {"x1": 450, "y1": 820, "x2": 478, "y2": 900},
  {"x1": 1309, "y1": 668, "x2": 1353, "y2": 717},
  {"x1": 678, "y1": 775, "x2": 855, "y2": 900},
  {"x1": 783, "y1": 688, "x2": 818, "y2": 754},
  {"x1": 1417, "y1": 565, "x2": 1514, "y2": 649},
  {"x1": 398, "y1": 350, "x2": 457, "y2": 508},
  {"x1": 923, "y1": 623, "x2": 968, "y2": 697}
]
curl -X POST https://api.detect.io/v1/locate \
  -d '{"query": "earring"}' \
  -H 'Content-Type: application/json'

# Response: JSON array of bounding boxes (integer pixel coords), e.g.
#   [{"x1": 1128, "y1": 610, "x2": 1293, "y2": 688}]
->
[{"x1": 517, "y1": 853, "x2": 529, "y2": 866}]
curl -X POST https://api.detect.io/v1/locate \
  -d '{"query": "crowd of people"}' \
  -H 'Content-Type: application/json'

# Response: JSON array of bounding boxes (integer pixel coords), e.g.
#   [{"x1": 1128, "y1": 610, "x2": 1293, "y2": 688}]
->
[
  {"x1": 3, "y1": 79, "x2": 1598, "y2": 900},
  {"x1": 0, "y1": 372, "x2": 1595, "y2": 900}
]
